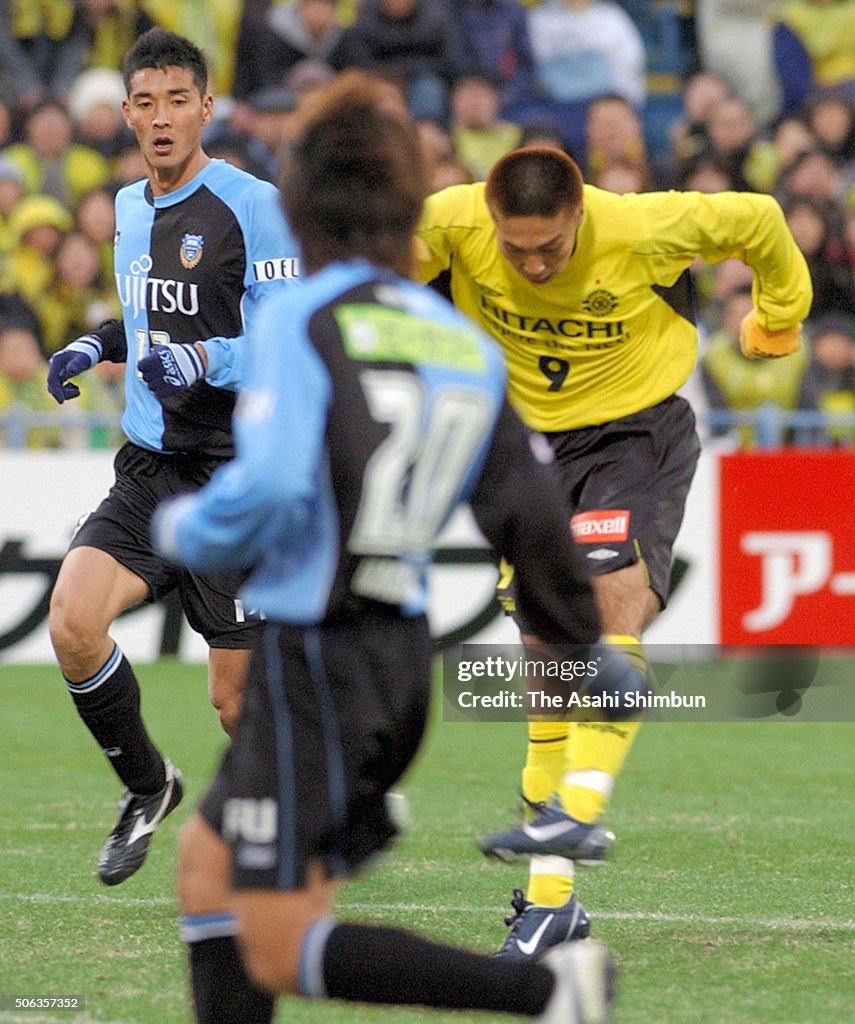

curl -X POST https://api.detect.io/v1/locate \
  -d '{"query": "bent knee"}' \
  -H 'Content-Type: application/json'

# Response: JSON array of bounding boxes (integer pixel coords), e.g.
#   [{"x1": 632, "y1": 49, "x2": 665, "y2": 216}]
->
[
  {"x1": 236, "y1": 886, "x2": 334, "y2": 997},
  {"x1": 208, "y1": 649, "x2": 249, "y2": 737},
  {"x1": 177, "y1": 814, "x2": 232, "y2": 915},
  {"x1": 239, "y1": 931, "x2": 304, "y2": 996},
  {"x1": 48, "y1": 592, "x2": 106, "y2": 665},
  {"x1": 211, "y1": 694, "x2": 242, "y2": 737}
]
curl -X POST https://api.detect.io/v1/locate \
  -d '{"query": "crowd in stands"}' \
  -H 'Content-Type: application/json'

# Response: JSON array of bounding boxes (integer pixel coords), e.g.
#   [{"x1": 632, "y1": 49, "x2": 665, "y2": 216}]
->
[{"x1": 1, "y1": 0, "x2": 855, "y2": 449}]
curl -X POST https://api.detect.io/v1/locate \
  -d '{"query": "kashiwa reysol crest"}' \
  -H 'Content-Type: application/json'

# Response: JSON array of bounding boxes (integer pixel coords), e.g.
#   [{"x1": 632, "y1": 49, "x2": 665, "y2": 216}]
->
[{"x1": 582, "y1": 289, "x2": 618, "y2": 317}]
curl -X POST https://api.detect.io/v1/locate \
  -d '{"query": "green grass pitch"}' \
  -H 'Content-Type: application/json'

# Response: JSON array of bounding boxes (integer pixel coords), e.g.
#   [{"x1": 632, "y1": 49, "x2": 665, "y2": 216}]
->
[{"x1": 2, "y1": 660, "x2": 854, "y2": 1023}]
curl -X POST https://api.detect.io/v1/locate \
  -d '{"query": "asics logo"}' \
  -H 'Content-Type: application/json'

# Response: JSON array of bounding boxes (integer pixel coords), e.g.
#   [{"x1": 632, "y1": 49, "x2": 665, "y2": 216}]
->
[
  {"x1": 127, "y1": 777, "x2": 175, "y2": 846},
  {"x1": 515, "y1": 914, "x2": 554, "y2": 956},
  {"x1": 156, "y1": 348, "x2": 182, "y2": 386}
]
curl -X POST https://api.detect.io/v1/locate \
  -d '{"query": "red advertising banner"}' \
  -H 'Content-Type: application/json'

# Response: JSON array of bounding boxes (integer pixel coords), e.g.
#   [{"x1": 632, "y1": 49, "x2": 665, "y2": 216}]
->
[{"x1": 719, "y1": 450, "x2": 855, "y2": 644}]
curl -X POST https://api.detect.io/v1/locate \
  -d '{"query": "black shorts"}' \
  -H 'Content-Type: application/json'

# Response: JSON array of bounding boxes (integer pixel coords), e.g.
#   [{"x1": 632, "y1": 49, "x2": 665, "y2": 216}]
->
[
  {"x1": 545, "y1": 394, "x2": 700, "y2": 607},
  {"x1": 199, "y1": 611, "x2": 433, "y2": 890},
  {"x1": 69, "y1": 441, "x2": 260, "y2": 649}
]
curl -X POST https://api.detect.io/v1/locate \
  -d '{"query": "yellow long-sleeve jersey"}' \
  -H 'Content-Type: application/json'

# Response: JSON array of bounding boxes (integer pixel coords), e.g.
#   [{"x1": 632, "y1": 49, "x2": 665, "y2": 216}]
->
[{"x1": 415, "y1": 183, "x2": 812, "y2": 431}]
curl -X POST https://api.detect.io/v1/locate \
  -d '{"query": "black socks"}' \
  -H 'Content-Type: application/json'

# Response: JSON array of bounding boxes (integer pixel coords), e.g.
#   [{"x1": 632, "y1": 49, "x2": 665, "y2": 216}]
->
[
  {"x1": 186, "y1": 928, "x2": 275, "y2": 1024},
  {"x1": 65, "y1": 645, "x2": 165, "y2": 794},
  {"x1": 314, "y1": 920, "x2": 554, "y2": 1016}
]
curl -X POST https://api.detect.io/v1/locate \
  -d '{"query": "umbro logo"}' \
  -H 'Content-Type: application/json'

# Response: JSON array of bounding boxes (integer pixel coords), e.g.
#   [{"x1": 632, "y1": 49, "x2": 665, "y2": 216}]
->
[{"x1": 587, "y1": 548, "x2": 620, "y2": 561}]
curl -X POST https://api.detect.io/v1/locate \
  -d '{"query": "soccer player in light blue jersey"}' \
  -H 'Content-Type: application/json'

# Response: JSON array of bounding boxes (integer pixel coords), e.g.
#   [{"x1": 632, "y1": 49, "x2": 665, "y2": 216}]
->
[{"x1": 45, "y1": 28, "x2": 300, "y2": 887}]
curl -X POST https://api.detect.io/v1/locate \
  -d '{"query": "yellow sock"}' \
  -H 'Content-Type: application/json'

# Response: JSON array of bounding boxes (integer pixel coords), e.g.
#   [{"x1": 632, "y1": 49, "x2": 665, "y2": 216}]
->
[
  {"x1": 559, "y1": 635, "x2": 646, "y2": 824},
  {"x1": 523, "y1": 720, "x2": 575, "y2": 907},
  {"x1": 527, "y1": 854, "x2": 575, "y2": 907},
  {"x1": 522, "y1": 720, "x2": 568, "y2": 805}
]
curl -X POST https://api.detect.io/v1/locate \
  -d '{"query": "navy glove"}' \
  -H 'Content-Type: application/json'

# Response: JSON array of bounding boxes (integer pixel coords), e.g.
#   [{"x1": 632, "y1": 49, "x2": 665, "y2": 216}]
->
[
  {"x1": 138, "y1": 343, "x2": 206, "y2": 399},
  {"x1": 47, "y1": 335, "x2": 103, "y2": 403}
]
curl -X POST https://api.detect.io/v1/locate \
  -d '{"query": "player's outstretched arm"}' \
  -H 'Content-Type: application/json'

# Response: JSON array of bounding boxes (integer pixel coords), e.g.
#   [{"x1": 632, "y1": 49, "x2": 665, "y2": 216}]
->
[{"x1": 152, "y1": 295, "x2": 329, "y2": 572}]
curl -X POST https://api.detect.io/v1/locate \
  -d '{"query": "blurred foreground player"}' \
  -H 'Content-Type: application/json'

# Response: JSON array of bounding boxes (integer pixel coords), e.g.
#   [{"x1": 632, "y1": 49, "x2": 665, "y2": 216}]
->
[
  {"x1": 152, "y1": 75, "x2": 647, "y2": 1023},
  {"x1": 45, "y1": 28, "x2": 299, "y2": 885},
  {"x1": 416, "y1": 147, "x2": 813, "y2": 955}
]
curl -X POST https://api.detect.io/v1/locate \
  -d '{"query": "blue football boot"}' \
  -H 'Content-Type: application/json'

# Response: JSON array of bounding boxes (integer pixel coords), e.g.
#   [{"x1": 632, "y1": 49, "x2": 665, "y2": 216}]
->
[
  {"x1": 495, "y1": 887, "x2": 592, "y2": 960},
  {"x1": 479, "y1": 797, "x2": 614, "y2": 866}
]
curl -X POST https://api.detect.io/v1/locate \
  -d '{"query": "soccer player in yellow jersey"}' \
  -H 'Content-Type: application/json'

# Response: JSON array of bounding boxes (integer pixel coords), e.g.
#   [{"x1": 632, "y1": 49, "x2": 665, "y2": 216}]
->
[{"x1": 415, "y1": 147, "x2": 812, "y2": 959}]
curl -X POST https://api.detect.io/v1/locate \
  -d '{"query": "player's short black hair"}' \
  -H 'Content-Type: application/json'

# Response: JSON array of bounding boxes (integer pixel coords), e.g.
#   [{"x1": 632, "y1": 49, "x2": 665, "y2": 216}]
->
[
  {"x1": 486, "y1": 148, "x2": 584, "y2": 219},
  {"x1": 280, "y1": 72, "x2": 426, "y2": 276},
  {"x1": 123, "y1": 28, "x2": 208, "y2": 97}
]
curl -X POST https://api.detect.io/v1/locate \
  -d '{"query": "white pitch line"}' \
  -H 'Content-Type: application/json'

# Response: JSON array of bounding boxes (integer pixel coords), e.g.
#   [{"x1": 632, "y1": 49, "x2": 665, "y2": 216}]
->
[
  {"x1": 342, "y1": 903, "x2": 855, "y2": 933},
  {"x1": 3, "y1": 892, "x2": 855, "y2": 933},
  {"x1": 0, "y1": 1018, "x2": 133, "y2": 1024},
  {"x1": 0, "y1": 892, "x2": 173, "y2": 907},
  {"x1": 0, "y1": 1017, "x2": 59, "y2": 1024}
]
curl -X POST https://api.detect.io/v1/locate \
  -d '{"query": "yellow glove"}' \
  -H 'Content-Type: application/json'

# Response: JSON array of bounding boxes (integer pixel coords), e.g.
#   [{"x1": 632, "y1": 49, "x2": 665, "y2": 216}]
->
[{"x1": 739, "y1": 309, "x2": 802, "y2": 359}]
